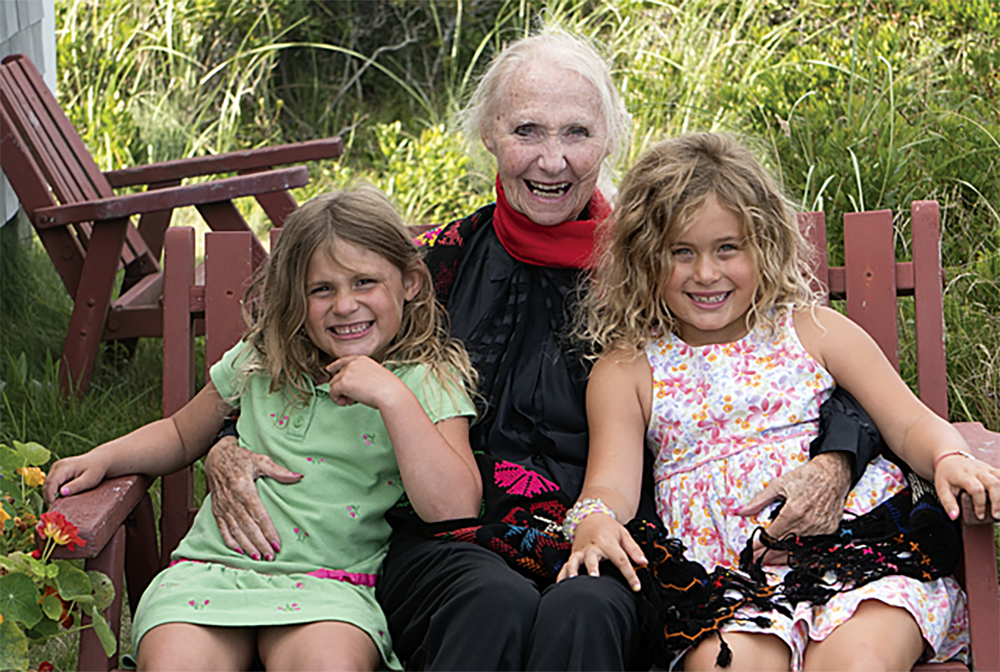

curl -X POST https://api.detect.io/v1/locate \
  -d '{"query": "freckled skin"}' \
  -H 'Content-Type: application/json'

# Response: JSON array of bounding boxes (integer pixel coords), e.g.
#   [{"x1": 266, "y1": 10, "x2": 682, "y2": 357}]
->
[{"x1": 481, "y1": 60, "x2": 610, "y2": 226}]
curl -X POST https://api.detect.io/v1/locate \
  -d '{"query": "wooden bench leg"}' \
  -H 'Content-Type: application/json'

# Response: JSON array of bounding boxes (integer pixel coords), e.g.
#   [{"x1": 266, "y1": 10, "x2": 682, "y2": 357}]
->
[
  {"x1": 60, "y1": 217, "x2": 129, "y2": 397},
  {"x1": 78, "y1": 525, "x2": 125, "y2": 672}
]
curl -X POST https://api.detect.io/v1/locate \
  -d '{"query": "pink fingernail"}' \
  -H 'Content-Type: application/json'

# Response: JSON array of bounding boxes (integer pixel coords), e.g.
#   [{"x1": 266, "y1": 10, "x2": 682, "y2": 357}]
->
[
  {"x1": 251, "y1": 553, "x2": 260, "y2": 561},
  {"x1": 60, "y1": 487, "x2": 70, "y2": 496},
  {"x1": 235, "y1": 548, "x2": 244, "y2": 555},
  {"x1": 264, "y1": 553, "x2": 273, "y2": 562},
  {"x1": 272, "y1": 542, "x2": 281, "y2": 553}
]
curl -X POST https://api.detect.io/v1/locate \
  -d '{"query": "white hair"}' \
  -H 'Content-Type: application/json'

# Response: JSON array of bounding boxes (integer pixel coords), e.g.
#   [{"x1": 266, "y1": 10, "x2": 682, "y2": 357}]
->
[{"x1": 461, "y1": 27, "x2": 632, "y2": 193}]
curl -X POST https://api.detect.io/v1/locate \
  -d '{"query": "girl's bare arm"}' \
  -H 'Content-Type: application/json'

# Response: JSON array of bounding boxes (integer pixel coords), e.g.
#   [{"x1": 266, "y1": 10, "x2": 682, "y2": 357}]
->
[
  {"x1": 796, "y1": 306, "x2": 1000, "y2": 519},
  {"x1": 557, "y1": 351, "x2": 650, "y2": 590},
  {"x1": 327, "y1": 356, "x2": 481, "y2": 522},
  {"x1": 44, "y1": 382, "x2": 231, "y2": 502}
]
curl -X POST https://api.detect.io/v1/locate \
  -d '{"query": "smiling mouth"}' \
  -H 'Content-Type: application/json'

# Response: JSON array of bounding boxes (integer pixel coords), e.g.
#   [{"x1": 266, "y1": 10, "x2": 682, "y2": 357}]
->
[
  {"x1": 525, "y1": 180, "x2": 571, "y2": 197},
  {"x1": 329, "y1": 321, "x2": 373, "y2": 337},
  {"x1": 687, "y1": 291, "x2": 732, "y2": 305}
]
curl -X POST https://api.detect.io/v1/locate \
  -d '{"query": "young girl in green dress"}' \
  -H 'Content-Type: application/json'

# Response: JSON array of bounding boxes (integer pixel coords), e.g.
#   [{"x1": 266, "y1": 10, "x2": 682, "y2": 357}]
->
[{"x1": 44, "y1": 187, "x2": 480, "y2": 671}]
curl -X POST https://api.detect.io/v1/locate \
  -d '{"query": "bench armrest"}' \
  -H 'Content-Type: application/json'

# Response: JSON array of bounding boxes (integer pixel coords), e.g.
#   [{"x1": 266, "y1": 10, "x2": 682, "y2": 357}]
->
[
  {"x1": 37, "y1": 474, "x2": 153, "y2": 560},
  {"x1": 104, "y1": 137, "x2": 342, "y2": 188},
  {"x1": 33, "y1": 166, "x2": 309, "y2": 229}
]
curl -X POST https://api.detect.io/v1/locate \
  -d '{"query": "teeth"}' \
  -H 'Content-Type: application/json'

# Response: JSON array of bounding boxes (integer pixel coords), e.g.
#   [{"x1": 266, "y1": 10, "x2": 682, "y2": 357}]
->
[
  {"x1": 526, "y1": 180, "x2": 570, "y2": 197},
  {"x1": 332, "y1": 322, "x2": 371, "y2": 335},
  {"x1": 691, "y1": 293, "x2": 729, "y2": 304}
]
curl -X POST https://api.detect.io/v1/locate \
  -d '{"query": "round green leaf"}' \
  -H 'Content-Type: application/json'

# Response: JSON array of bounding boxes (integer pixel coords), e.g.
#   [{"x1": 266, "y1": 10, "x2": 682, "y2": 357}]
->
[
  {"x1": 0, "y1": 618, "x2": 29, "y2": 671},
  {"x1": 26, "y1": 615, "x2": 61, "y2": 640},
  {"x1": 40, "y1": 592, "x2": 64, "y2": 621},
  {"x1": 12, "y1": 441, "x2": 50, "y2": 467},
  {"x1": 87, "y1": 606, "x2": 118, "y2": 657},
  {"x1": 0, "y1": 572, "x2": 42, "y2": 628},
  {"x1": 53, "y1": 560, "x2": 92, "y2": 601},
  {"x1": 87, "y1": 570, "x2": 116, "y2": 611}
]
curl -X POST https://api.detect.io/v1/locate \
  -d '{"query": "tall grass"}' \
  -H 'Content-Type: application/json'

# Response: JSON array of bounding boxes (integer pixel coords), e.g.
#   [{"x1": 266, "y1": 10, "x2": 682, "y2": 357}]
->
[{"x1": 6, "y1": 0, "x2": 995, "y2": 450}]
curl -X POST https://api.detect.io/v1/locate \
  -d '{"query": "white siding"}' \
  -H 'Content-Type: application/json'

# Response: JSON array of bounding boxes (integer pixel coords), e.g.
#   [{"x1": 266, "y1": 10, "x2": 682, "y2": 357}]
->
[{"x1": 0, "y1": 0, "x2": 56, "y2": 226}]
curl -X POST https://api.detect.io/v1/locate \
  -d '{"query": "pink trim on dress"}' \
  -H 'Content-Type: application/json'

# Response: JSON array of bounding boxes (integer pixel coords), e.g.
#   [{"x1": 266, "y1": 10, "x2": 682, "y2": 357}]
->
[{"x1": 170, "y1": 559, "x2": 378, "y2": 587}]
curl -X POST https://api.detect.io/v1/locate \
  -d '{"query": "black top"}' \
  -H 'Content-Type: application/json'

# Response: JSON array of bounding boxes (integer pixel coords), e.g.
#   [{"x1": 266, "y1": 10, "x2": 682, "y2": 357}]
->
[{"x1": 424, "y1": 204, "x2": 592, "y2": 496}]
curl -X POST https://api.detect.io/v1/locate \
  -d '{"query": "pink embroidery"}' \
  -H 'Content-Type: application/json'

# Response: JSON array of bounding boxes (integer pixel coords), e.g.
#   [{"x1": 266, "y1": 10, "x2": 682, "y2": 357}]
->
[
  {"x1": 493, "y1": 461, "x2": 558, "y2": 497},
  {"x1": 305, "y1": 568, "x2": 378, "y2": 587}
]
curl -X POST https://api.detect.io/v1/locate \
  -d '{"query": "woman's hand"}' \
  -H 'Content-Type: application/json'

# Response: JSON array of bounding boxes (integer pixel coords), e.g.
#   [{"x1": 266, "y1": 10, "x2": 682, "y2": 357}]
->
[
  {"x1": 739, "y1": 452, "x2": 852, "y2": 563},
  {"x1": 204, "y1": 435, "x2": 301, "y2": 561},
  {"x1": 43, "y1": 453, "x2": 111, "y2": 504},
  {"x1": 556, "y1": 514, "x2": 647, "y2": 592},
  {"x1": 934, "y1": 452, "x2": 1000, "y2": 521}
]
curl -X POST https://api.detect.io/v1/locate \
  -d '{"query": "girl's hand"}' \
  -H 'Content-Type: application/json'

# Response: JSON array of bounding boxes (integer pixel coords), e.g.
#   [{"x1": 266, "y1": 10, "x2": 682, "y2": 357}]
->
[
  {"x1": 326, "y1": 356, "x2": 407, "y2": 408},
  {"x1": 934, "y1": 452, "x2": 1000, "y2": 521},
  {"x1": 43, "y1": 454, "x2": 111, "y2": 504},
  {"x1": 556, "y1": 514, "x2": 647, "y2": 591}
]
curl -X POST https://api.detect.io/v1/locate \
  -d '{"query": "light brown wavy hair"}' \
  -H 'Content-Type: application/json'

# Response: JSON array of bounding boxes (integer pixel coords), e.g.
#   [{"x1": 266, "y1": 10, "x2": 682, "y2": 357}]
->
[
  {"x1": 581, "y1": 133, "x2": 821, "y2": 357},
  {"x1": 237, "y1": 187, "x2": 477, "y2": 404}
]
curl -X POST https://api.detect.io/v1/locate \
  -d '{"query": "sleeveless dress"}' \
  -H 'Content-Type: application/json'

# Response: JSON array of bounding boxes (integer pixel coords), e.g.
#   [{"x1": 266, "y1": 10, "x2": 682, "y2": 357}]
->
[
  {"x1": 129, "y1": 343, "x2": 475, "y2": 667},
  {"x1": 645, "y1": 313, "x2": 969, "y2": 670}
]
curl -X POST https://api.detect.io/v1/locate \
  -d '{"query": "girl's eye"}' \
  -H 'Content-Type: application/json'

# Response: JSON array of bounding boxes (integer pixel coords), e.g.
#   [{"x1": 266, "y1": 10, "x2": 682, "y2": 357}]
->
[
  {"x1": 718, "y1": 243, "x2": 741, "y2": 254},
  {"x1": 356, "y1": 278, "x2": 376, "y2": 287},
  {"x1": 671, "y1": 247, "x2": 693, "y2": 257},
  {"x1": 310, "y1": 285, "x2": 331, "y2": 295}
]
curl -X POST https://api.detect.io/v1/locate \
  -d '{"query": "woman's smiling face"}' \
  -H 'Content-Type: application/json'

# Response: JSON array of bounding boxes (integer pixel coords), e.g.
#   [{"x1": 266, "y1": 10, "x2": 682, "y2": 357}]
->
[{"x1": 482, "y1": 59, "x2": 609, "y2": 226}]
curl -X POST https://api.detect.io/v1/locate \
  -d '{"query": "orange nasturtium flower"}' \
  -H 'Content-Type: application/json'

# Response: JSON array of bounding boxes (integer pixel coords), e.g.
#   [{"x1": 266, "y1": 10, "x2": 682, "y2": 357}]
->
[
  {"x1": 36, "y1": 511, "x2": 86, "y2": 551},
  {"x1": 0, "y1": 506, "x2": 10, "y2": 526},
  {"x1": 17, "y1": 466, "x2": 46, "y2": 487}
]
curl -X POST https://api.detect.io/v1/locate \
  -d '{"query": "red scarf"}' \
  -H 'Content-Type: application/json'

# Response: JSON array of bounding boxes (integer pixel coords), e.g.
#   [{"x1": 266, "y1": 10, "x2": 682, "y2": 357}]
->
[{"x1": 492, "y1": 175, "x2": 611, "y2": 269}]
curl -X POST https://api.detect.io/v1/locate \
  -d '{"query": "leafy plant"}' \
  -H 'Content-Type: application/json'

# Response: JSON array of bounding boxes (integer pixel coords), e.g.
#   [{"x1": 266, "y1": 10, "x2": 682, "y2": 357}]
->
[{"x1": 0, "y1": 442, "x2": 116, "y2": 670}]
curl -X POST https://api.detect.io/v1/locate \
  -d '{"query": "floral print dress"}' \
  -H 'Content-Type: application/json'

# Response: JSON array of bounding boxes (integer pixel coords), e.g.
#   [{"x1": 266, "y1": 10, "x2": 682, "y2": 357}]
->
[{"x1": 645, "y1": 312, "x2": 969, "y2": 669}]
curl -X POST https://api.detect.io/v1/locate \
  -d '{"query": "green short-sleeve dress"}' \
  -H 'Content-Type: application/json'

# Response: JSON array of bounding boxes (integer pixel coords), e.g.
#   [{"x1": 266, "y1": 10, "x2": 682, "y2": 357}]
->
[{"x1": 129, "y1": 343, "x2": 476, "y2": 667}]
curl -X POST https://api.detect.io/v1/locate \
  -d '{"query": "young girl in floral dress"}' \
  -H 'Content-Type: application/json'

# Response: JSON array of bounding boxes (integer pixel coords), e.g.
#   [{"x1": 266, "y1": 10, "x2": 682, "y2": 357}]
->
[
  {"x1": 45, "y1": 187, "x2": 480, "y2": 671},
  {"x1": 558, "y1": 133, "x2": 1000, "y2": 670}
]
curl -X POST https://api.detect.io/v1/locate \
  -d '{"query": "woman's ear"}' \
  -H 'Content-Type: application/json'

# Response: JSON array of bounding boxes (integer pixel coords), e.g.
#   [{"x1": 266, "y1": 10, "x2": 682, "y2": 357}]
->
[
  {"x1": 403, "y1": 264, "x2": 424, "y2": 302},
  {"x1": 481, "y1": 130, "x2": 496, "y2": 155}
]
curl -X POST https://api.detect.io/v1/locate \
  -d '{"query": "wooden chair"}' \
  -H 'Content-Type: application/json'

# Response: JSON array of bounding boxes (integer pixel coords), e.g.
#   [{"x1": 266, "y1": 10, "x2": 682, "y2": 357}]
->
[
  {"x1": 0, "y1": 53, "x2": 343, "y2": 397},
  {"x1": 45, "y1": 202, "x2": 999, "y2": 670},
  {"x1": 798, "y1": 201, "x2": 999, "y2": 672}
]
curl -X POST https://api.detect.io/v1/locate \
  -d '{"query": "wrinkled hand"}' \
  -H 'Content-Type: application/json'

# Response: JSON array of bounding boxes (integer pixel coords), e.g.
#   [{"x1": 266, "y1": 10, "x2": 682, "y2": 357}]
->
[
  {"x1": 205, "y1": 435, "x2": 301, "y2": 560},
  {"x1": 934, "y1": 453, "x2": 1000, "y2": 522},
  {"x1": 556, "y1": 515, "x2": 647, "y2": 591},
  {"x1": 739, "y1": 452, "x2": 852, "y2": 563}
]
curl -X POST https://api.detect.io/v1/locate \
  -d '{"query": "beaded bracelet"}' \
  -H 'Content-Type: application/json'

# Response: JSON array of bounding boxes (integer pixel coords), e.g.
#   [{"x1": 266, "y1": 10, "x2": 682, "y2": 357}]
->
[
  {"x1": 563, "y1": 498, "x2": 617, "y2": 543},
  {"x1": 933, "y1": 450, "x2": 976, "y2": 471}
]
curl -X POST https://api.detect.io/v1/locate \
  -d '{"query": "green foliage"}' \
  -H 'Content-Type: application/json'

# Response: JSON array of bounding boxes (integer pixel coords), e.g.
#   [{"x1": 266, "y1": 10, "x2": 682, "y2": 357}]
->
[
  {"x1": 0, "y1": 444, "x2": 116, "y2": 670},
  {"x1": 317, "y1": 122, "x2": 492, "y2": 225}
]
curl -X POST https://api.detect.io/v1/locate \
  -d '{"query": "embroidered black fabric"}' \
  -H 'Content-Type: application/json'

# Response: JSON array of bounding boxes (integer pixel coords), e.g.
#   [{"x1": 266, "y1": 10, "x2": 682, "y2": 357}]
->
[{"x1": 422, "y1": 204, "x2": 595, "y2": 497}]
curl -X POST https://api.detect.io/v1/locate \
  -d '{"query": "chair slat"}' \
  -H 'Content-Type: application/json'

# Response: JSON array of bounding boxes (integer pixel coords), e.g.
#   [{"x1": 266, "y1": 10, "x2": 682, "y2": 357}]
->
[
  {"x1": 910, "y1": 201, "x2": 948, "y2": 418},
  {"x1": 843, "y1": 209, "x2": 900, "y2": 371}
]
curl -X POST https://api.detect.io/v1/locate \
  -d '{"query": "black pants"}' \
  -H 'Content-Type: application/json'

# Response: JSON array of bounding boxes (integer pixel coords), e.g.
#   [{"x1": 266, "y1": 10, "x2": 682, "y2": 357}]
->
[{"x1": 376, "y1": 530, "x2": 641, "y2": 671}]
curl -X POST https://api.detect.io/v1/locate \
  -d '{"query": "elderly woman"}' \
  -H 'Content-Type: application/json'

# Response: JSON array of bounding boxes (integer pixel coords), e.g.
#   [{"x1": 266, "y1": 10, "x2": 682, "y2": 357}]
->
[{"x1": 203, "y1": 30, "x2": 877, "y2": 670}]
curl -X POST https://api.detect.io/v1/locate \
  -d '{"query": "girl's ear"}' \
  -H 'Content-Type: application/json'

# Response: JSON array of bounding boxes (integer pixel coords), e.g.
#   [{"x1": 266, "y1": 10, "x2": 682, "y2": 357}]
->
[{"x1": 402, "y1": 264, "x2": 423, "y2": 302}]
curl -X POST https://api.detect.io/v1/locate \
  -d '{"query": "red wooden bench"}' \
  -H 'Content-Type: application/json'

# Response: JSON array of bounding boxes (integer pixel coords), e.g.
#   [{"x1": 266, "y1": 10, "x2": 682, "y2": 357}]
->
[
  {"x1": 44, "y1": 202, "x2": 999, "y2": 670},
  {"x1": 0, "y1": 53, "x2": 342, "y2": 397}
]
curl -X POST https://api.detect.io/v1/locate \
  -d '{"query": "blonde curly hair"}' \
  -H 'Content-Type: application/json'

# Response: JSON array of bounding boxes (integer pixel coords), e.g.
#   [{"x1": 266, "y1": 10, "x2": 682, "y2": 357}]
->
[
  {"x1": 237, "y1": 187, "x2": 477, "y2": 404},
  {"x1": 581, "y1": 133, "x2": 821, "y2": 357}
]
